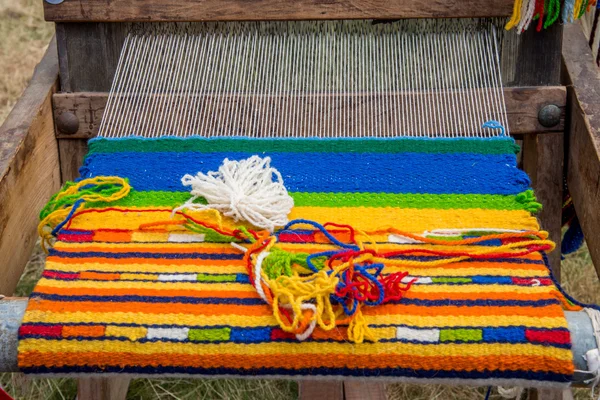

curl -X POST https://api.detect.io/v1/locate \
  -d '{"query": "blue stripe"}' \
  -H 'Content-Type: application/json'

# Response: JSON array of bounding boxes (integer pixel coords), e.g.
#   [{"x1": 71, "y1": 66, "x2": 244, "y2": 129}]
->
[
  {"x1": 48, "y1": 250, "x2": 243, "y2": 260},
  {"x1": 31, "y1": 294, "x2": 263, "y2": 305},
  {"x1": 30, "y1": 293, "x2": 560, "y2": 308},
  {"x1": 20, "y1": 365, "x2": 573, "y2": 383},
  {"x1": 79, "y1": 151, "x2": 530, "y2": 195},
  {"x1": 17, "y1": 333, "x2": 571, "y2": 349}
]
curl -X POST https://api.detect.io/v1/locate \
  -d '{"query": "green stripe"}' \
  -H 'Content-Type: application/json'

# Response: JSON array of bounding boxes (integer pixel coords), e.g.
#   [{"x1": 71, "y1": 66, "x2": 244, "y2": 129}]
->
[
  {"x1": 88, "y1": 137, "x2": 520, "y2": 155},
  {"x1": 188, "y1": 328, "x2": 231, "y2": 342},
  {"x1": 440, "y1": 329, "x2": 483, "y2": 342},
  {"x1": 196, "y1": 274, "x2": 237, "y2": 282},
  {"x1": 431, "y1": 277, "x2": 472, "y2": 284},
  {"x1": 87, "y1": 190, "x2": 540, "y2": 212}
]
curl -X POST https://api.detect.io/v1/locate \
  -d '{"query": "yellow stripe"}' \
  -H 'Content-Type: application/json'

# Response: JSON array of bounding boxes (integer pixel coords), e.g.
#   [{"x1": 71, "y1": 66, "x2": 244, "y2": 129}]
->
[
  {"x1": 18, "y1": 339, "x2": 572, "y2": 360},
  {"x1": 45, "y1": 261, "x2": 247, "y2": 274},
  {"x1": 131, "y1": 232, "x2": 170, "y2": 242},
  {"x1": 35, "y1": 278, "x2": 255, "y2": 292},
  {"x1": 69, "y1": 208, "x2": 539, "y2": 233},
  {"x1": 54, "y1": 241, "x2": 530, "y2": 254},
  {"x1": 35, "y1": 277, "x2": 557, "y2": 295},
  {"x1": 105, "y1": 326, "x2": 147, "y2": 340},
  {"x1": 44, "y1": 261, "x2": 547, "y2": 278},
  {"x1": 21, "y1": 310, "x2": 569, "y2": 329}
]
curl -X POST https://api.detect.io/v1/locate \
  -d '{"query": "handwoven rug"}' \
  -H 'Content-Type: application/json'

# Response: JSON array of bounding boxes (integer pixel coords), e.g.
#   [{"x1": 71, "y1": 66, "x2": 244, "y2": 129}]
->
[{"x1": 18, "y1": 137, "x2": 578, "y2": 388}]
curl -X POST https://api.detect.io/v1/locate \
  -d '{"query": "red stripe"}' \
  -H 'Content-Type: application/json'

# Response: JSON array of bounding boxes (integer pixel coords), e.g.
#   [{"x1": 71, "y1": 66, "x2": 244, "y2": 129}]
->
[
  {"x1": 19, "y1": 324, "x2": 62, "y2": 337},
  {"x1": 525, "y1": 329, "x2": 571, "y2": 345},
  {"x1": 278, "y1": 232, "x2": 315, "y2": 243},
  {"x1": 57, "y1": 233, "x2": 94, "y2": 242},
  {"x1": 270, "y1": 328, "x2": 295, "y2": 341},
  {"x1": 511, "y1": 277, "x2": 552, "y2": 286},
  {"x1": 42, "y1": 271, "x2": 80, "y2": 280}
]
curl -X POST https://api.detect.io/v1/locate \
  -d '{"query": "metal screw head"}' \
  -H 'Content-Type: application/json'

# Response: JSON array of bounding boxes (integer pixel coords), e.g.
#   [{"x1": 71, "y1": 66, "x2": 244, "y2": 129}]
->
[
  {"x1": 56, "y1": 112, "x2": 80, "y2": 135},
  {"x1": 538, "y1": 104, "x2": 562, "y2": 128}
]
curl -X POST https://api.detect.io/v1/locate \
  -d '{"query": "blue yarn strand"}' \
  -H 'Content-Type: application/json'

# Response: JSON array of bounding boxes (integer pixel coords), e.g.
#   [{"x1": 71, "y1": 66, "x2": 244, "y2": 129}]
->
[{"x1": 482, "y1": 120, "x2": 506, "y2": 136}]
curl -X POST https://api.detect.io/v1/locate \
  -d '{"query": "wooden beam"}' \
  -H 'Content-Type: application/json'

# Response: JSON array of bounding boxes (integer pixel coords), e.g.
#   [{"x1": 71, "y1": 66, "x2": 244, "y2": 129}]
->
[
  {"x1": 52, "y1": 86, "x2": 566, "y2": 139},
  {"x1": 562, "y1": 23, "x2": 600, "y2": 274},
  {"x1": 44, "y1": 0, "x2": 514, "y2": 22},
  {"x1": 0, "y1": 38, "x2": 61, "y2": 296}
]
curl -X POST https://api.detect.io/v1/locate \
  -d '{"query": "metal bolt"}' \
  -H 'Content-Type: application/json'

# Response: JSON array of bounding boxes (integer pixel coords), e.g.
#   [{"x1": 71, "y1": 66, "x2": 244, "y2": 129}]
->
[
  {"x1": 56, "y1": 112, "x2": 80, "y2": 135},
  {"x1": 538, "y1": 104, "x2": 562, "y2": 128}
]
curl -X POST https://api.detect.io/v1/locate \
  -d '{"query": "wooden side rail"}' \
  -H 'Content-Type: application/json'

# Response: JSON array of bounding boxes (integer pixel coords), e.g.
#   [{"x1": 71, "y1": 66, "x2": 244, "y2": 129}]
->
[
  {"x1": 43, "y1": 0, "x2": 514, "y2": 22},
  {"x1": 0, "y1": 38, "x2": 61, "y2": 296},
  {"x1": 562, "y1": 24, "x2": 600, "y2": 275}
]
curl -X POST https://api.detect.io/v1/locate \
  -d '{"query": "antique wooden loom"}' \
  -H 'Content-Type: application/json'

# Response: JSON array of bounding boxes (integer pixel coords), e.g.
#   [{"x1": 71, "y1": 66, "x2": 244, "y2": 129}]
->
[{"x1": 1, "y1": 1, "x2": 600, "y2": 399}]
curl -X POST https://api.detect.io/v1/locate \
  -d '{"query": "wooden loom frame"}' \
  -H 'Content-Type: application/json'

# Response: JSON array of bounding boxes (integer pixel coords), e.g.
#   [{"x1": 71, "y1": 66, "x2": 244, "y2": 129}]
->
[{"x1": 1, "y1": 1, "x2": 599, "y2": 399}]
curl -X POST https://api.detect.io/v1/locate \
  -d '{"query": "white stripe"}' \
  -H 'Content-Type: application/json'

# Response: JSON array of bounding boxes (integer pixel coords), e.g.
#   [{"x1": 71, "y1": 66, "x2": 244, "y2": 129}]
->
[
  {"x1": 147, "y1": 327, "x2": 190, "y2": 341},
  {"x1": 396, "y1": 327, "x2": 440, "y2": 343},
  {"x1": 157, "y1": 274, "x2": 197, "y2": 281},
  {"x1": 402, "y1": 276, "x2": 433, "y2": 284},
  {"x1": 168, "y1": 233, "x2": 206, "y2": 243},
  {"x1": 388, "y1": 234, "x2": 422, "y2": 244}
]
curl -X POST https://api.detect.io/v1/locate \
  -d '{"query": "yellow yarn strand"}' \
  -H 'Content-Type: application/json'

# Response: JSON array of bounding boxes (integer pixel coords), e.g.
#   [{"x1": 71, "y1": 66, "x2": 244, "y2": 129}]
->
[
  {"x1": 38, "y1": 176, "x2": 130, "y2": 252},
  {"x1": 506, "y1": 0, "x2": 524, "y2": 30}
]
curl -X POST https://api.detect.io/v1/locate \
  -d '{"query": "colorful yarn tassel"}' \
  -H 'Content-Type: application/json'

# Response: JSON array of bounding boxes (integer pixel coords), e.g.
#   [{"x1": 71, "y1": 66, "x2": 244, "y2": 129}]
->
[
  {"x1": 38, "y1": 176, "x2": 130, "y2": 251},
  {"x1": 507, "y1": 0, "x2": 587, "y2": 32}
]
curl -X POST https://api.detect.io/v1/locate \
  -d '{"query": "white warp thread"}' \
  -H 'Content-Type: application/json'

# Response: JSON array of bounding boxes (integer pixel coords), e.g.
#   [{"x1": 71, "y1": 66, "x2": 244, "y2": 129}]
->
[{"x1": 175, "y1": 156, "x2": 294, "y2": 232}]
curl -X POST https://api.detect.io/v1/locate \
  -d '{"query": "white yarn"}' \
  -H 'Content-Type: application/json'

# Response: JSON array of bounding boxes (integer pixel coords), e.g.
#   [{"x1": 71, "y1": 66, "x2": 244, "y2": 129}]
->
[
  {"x1": 497, "y1": 386, "x2": 524, "y2": 399},
  {"x1": 574, "y1": 308, "x2": 600, "y2": 399},
  {"x1": 175, "y1": 156, "x2": 294, "y2": 232}
]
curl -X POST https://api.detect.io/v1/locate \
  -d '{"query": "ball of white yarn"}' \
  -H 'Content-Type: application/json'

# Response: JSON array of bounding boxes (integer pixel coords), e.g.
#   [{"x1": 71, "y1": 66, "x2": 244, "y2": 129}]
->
[{"x1": 176, "y1": 155, "x2": 294, "y2": 232}]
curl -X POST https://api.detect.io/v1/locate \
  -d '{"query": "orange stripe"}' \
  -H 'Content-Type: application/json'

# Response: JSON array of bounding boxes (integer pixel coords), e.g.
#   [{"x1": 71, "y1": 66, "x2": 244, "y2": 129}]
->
[
  {"x1": 34, "y1": 285, "x2": 261, "y2": 300},
  {"x1": 33, "y1": 284, "x2": 556, "y2": 304},
  {"x1": 62, "y1": 326, "x2": 105, "y2": 338},
  {"x1": 18, "y1": 351, "x2": 573, "y2": 375},
  {"x1": 46, "y1": 256, "x2": 244, "y2": 266},
  {"x1": 79, "y1": 272, "x2": 120, "y2": 281},
  {"x1": 26, "y1": 298, "x2": 564, "y2": 318},
  {"x1": 26, "y1": 299, "x2": 272, "y2": 316},
  {"x1": 93, "y1": 231, "x2": 132, "y2": 242},
  {"x1": 56, "y1": 245, "x2": 240, "y2": 255}
]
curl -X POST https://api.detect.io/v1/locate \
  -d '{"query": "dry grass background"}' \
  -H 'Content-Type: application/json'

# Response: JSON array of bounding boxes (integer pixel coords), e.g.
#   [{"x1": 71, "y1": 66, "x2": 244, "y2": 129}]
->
[{"x1": 0, "y1": 0, "x2": 598, "y2": 398}]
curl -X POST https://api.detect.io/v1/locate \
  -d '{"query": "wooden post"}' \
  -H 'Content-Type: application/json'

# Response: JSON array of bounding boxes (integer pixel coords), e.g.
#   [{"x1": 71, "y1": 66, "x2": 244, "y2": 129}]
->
[
  {"x1": 521, "y1": 133, "x2": 564, "y2": 279},
  {"x1": 299, "y1": 380, "x2": 344, "y2": 400},
  {"x1": 77, "y1": 377, "x2": 131, "y2": 400}
]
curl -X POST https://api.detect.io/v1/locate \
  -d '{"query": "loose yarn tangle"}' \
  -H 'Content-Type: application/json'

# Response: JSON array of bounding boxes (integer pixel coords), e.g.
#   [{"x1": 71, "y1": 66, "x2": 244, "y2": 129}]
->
[
  {"x1": 174, "y1": 156, "x2": 294, "y2": 233},
  {"x1": 227, "y1": 218, "x2": 556, "y2": 343},
  {"x1": 37, "y1": 177, "x2": 130, "y2": 251}
]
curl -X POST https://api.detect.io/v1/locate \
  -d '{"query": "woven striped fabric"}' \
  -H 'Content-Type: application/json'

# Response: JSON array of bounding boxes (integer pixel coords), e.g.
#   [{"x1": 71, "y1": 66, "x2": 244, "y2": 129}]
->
[{"x1": 18, "y1": 136, "x2": 577, "y2": 388}]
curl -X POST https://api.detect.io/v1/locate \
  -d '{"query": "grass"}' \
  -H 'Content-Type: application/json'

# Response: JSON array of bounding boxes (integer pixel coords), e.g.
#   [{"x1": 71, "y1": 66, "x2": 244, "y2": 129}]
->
[{"x1": 0, "y1": 0, "x2": 599, "y2": 398}]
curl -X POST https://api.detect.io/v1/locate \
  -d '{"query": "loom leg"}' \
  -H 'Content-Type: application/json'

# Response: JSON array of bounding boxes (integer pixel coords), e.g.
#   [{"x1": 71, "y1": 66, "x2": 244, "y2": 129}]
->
[
  {"x1": 343, "y1": 381, "x2": 387, "y2": 400},
  {"x1": 77, "y1": 377, "x2": 130, "y2": 400},
  {"x1": 529, "y1": 388, "x2": 574, "y2": 400},
  {"x1": 299, "y1": 380, "x2": 344, "y2": 400}
]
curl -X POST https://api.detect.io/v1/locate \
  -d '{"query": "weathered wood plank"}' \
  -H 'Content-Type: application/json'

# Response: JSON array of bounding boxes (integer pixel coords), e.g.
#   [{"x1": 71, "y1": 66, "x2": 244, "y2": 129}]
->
[
  {"x1": 562, "y1": 23, "x2": 600, "y2": 274},
  {"x1": 58, "y1": 140, "x2": 89, "y2": 183},
  {"x1": 344, "y1": 382, "x2": 387, "y2": 400},
  {"x1": 52, "y1": 87, "x2": 566, "y2": 139},
  {"x1": 55, "y1": 23, "x2": 130, "y2": 93},
  {"x1": 522, "y1": 133, "x2": 564, "y2": 280},
  {"x1": 44, "y1": 0, "x2": 514, "y2": 22},
  {"x1": 77, "y1": 377, "x2": 130, "y2": 400},
  {"x1": 0, "y1": 38, "x2": 61, "y2": 295},
  {"x1": 299, "y1": 381, "x2": 343, "y2": 400}
]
